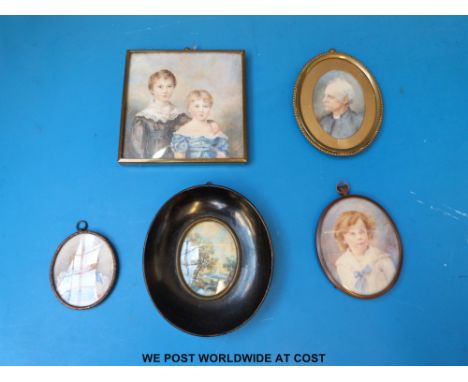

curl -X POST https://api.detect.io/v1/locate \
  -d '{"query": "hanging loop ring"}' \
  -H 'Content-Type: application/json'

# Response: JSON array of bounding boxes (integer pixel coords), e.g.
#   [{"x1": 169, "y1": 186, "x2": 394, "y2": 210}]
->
[
  {"x1": 76, "y1": 220, "x2": 89, "y2": 231},
  {"x1": 336, "y1": 181, "x2": 350, "y2": 197}
]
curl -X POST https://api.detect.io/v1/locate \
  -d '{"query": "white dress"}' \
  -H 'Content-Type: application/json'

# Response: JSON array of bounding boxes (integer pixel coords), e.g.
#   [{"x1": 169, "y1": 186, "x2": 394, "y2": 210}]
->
[
  {"x1": 56, "y1": 235, "x2": 109, "y2": 307},
  {"x1": 335, "y1": 246, "x2": 396, "y2": 295}
]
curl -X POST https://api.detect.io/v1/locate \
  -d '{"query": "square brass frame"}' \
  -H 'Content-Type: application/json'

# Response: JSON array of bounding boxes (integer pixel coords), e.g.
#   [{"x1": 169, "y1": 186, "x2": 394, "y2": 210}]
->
[{"x1": 118, "y1": 49, "x2": 248, "y2": 164}]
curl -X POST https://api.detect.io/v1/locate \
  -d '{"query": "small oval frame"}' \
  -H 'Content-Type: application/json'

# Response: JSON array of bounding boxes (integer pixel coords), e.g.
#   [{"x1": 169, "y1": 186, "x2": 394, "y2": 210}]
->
[
  {"x1": 50, "y1": 228, "x2": 118, "y2": 310},
  {"x1": 315, "y1": 191, "x2": 403, "y2": 299}
]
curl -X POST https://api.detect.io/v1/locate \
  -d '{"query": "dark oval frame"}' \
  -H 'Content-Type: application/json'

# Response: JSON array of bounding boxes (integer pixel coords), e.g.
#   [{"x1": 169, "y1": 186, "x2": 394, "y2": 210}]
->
[
  {"x1": 143, "y1": 184, "x2": 273, "y2": 336},
  {"x1": 315, "y1": 193, "x2": 403, "y2": 299},
  {"x1": 50, "y1": 229, "x2": 118, "y2": 310}
]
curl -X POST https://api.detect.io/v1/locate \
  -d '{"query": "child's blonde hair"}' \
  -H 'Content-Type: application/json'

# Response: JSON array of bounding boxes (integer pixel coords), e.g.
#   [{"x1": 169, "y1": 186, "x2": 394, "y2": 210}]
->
[
  {"x1": 186, "y1": 90, "x2": 213, "y2": 108},
  {"x1": 333, "y1": 210, "x2": 376, "y2": 252},
  {"x1": 148, "y1": 69, "x2": 177, "y2": 90}
]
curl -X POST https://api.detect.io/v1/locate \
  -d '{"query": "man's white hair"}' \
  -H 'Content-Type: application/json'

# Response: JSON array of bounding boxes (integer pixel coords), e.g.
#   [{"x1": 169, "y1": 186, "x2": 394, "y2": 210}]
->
[{"x1": 327, "y1": 77, "x2": 355, "y2": 105}]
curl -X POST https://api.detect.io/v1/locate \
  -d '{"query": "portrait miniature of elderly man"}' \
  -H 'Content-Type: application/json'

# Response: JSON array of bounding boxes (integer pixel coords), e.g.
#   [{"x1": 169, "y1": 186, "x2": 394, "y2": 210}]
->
[{"x1": 319, "y1": 77, "x2": 364, "y2": 139}]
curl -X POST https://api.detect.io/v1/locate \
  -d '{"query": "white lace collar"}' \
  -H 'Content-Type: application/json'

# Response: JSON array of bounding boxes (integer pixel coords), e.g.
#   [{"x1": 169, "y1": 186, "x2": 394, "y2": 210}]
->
[{"x1": 135, "y1": 100, "x2": 180, "y2": 123}]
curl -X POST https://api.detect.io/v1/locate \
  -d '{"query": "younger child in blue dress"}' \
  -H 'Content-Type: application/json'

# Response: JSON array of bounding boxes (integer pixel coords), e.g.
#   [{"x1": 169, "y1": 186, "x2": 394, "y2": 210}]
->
[{"x1": 171, "y1": 90, "x2": 229, "y2": 159}]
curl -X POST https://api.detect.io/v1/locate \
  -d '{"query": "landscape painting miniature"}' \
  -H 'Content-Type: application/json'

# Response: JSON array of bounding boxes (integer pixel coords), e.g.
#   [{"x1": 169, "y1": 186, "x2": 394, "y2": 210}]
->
[{"x1": 179, "y1": 219, "x2": 239, "y2": 298}]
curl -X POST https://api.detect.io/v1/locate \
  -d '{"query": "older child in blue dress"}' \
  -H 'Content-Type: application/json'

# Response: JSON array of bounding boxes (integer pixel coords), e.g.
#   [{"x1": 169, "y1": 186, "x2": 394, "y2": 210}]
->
[{"x1": 171, "y1": 90, "x2": 229, "y2": 159}]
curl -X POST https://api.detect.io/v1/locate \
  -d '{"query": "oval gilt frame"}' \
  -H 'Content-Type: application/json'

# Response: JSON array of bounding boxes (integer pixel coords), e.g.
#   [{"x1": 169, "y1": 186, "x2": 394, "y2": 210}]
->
[{"x1": 293, "y1": 49, "x2": 383, "y2": 156}]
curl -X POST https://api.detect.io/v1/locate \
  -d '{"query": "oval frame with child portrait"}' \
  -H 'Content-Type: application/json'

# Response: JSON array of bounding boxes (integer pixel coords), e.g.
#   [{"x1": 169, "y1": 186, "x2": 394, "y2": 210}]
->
[
  {"x1": 315, "y1": 183, "x2": 402, "y2": 299},
  {"x1": 293, "y1": 49, "x2": 383, "y2": 156}
]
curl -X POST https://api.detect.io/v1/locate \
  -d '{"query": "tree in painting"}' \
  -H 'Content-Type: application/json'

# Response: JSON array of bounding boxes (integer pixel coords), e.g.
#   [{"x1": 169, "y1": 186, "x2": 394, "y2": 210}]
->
[
  {"x1": 223, "y1": 257, "x2": 237, "y2": 280},
  {"x1": 188, "y1": 232, "x2": 218, "y2": 291}
]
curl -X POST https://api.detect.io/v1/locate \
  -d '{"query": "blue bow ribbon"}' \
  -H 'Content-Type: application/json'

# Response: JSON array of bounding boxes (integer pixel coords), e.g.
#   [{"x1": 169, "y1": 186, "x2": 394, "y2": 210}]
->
[{"x1": 353, "y1": 265, "x2": 372, "y2": 293}]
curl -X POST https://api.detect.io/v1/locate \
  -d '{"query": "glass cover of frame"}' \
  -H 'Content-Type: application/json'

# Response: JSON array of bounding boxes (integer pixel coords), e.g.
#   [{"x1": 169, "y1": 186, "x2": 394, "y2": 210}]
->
[
  {"x1": 294, "y1": 49, "x2": 383, "y2": 156},
  {"x1": 317, "y1": 195, "x2": 402, "y2": 298},
  {"x1": 52, "y1": 233, "x2": 116, "y2": 308},
  {"x1": 179, "y1": 219, "x2": 239, "y2": 298},
  {"x1": 118, "y1": 50, "x2": 248, "y2": 163}
]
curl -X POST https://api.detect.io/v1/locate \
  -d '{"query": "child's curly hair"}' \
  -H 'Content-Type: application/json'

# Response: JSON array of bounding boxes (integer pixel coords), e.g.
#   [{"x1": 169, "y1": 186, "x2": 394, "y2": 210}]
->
[
  {"x1": 148, "y1": 69, "x2": 177, "y2": 90},
  {"x1": 333, "y1": 210, "x2": 376, "y2": 252}
]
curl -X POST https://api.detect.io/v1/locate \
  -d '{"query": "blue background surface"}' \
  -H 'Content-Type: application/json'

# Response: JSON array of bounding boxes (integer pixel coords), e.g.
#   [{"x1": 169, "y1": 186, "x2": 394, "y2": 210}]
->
[{"x1": 0, "y1": 16, "x2": 467, "y2": 366}]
